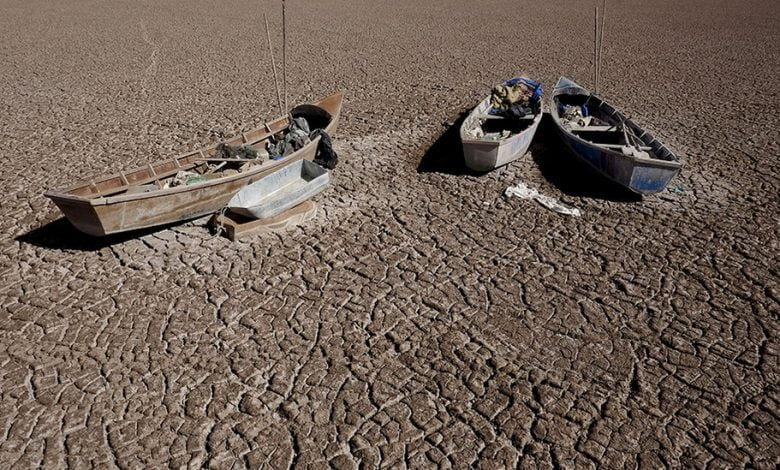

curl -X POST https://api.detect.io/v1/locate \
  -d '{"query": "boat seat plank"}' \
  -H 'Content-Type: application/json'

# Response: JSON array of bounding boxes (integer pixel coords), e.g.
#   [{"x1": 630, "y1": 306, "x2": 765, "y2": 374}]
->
[
  {"x1": 571, "y1": 125, "x2": 619, "y2": 132},
  {"x1": 476, "y1": 114, "x2": 536, "y2": 121},
  {"x1": 594, "y1": 143, "x2": 653, "y2": 151},
  {"x1": 195, "y1": 158, "x2": 263, "y2": 163}
]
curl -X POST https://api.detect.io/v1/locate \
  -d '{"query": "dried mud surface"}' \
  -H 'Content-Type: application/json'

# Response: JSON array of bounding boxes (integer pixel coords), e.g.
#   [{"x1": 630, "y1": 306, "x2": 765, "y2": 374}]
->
[{"x1": 1, "y1": 0, "x2": 778, "y2": 467}]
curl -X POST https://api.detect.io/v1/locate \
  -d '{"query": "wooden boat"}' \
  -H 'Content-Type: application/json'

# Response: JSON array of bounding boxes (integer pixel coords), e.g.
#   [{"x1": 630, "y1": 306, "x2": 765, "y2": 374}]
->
[
  {"x1": 211, "y1": 200, "x2": 318, "y2": 242},
  {"x1": 227, "y1": 159, "x2": 329, "y2": 220},
  {"x1": 550, "y1": 77, "x2": 681, "y2": 194},
  {"x1": 460, "y1": 77, "x2": 543, "y2": 172},
  {"x1": 44, "y1": 92, "x2": 343, "y2": 236}
]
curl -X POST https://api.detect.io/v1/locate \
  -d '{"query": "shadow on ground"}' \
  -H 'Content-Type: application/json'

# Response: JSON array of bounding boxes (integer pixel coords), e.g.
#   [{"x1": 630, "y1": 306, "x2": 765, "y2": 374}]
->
[
  {"x1": 16, "y1": 217, "x2": 187, "y2": 251},
  {"x1": 531, "y1": 114, "x2": 641, "y2": 202},
  {"x1": 418, "y1": 111, "x2": 643, "y2": 202},
  {"x1": 417, "y1": 109, "x2": 484, "y2": 176}
]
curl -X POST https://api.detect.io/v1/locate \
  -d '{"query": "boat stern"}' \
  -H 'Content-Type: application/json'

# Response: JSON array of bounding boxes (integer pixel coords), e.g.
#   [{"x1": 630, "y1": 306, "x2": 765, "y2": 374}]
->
[
  {"x1": 462, "y1": 140, "x2": 501, "y2": 172},
  {"x1": 629, "y1": 161, "x2": 682, "y2": 194},
  {"x1": 44, "y1": 192, "x2": 108, "y2": 236}
]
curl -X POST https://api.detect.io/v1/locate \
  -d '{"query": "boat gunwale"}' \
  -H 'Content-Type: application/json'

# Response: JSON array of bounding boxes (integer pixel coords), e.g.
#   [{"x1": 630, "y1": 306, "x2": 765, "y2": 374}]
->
[{"x1": 44, "y1": 91, "x2": 344, "y2": 206}]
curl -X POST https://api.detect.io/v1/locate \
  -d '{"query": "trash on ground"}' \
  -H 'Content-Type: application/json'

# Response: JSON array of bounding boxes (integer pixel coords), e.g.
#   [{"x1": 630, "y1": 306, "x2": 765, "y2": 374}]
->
[
  {"x1": 311, "y1": 128, "x2": 338, "y2": 169},
  {"x1": 505, "y1": 182, "x2": 582, "y2": 217}
]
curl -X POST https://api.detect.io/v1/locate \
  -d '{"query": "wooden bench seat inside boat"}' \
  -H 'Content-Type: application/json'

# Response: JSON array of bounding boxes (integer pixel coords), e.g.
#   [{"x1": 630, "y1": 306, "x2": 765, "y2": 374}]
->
[
  {"x1": 476, "y1": 114, "x2": 536, "y2": 121},
  {"x1": 594, "y1": 143, "x2": 652, "y2": 151},
  {"x1": 570, "y1": 125, "x2": 619, "y2": 132}
]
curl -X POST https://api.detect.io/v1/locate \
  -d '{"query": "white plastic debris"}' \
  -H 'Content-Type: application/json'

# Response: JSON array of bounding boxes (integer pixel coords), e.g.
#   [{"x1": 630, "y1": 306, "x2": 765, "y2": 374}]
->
[
  {"x1": 504, "y1": 182, "x2": 582, "y2": 217},
  {"x1": 467, "y1": 126, "x2": 484, "y2": 139}
]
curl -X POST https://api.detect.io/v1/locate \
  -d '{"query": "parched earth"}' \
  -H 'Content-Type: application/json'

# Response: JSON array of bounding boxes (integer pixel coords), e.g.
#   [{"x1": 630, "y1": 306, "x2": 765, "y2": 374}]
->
[{"x1": 1, "y1": 0, "x2": 778, "y2": 467}]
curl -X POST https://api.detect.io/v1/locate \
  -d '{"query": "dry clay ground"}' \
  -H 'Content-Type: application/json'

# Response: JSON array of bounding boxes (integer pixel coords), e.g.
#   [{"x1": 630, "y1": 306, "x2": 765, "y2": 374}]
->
[{"x1": 1, "y1": 0, "x2": 778, "y2": 467}]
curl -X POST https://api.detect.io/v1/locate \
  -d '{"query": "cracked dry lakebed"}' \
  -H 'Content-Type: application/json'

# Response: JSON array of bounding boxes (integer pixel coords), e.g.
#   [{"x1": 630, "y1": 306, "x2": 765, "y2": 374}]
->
[{"x1": 1, "y1": 0, "x2": 778, "y2": 468}]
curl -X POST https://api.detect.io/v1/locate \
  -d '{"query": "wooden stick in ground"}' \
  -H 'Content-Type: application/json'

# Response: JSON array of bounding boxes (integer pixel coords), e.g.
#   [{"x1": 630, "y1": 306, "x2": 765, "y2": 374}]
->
[
  {"x1": 598, "y1": 0, "x2": 607, "y2": 94},
  {"x1": 282, "y1": 0, "x2": 287, "y2": 112},
  {"x1": 263, "y1": 13, "x2": 283, "y2": 115},
  {"x1": 596, "y1": 7, "x2": 599, "y2": 92}
]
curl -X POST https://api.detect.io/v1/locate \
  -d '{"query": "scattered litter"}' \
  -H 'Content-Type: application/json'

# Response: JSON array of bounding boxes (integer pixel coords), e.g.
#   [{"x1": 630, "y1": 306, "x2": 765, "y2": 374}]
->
[
  {"x1": 559, "y1": 104, "x2": 609, "y2": 129},
  {"x1": 620, "y1": 146, "x2": 650, "y2": 159},
  {"x1": 481, "y1": 131, "x2": 505, "y2": 141},
  {"x1": 504, "y1": 182, "x2": 582, "y2": 217},
  {"x1": 466, "y1": 126, "x2": 485, "y2": 139},
  {"x1": 164, "y1": 170, "x2": 201, "y2": 188},
  {"x1": 671, "y1": 185, "x2": 685, "y2": 194}
]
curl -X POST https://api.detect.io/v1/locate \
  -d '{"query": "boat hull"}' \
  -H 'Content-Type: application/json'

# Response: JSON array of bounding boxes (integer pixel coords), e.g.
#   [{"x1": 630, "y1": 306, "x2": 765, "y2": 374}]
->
[
  {"x1": 45, "y1": 92, "x2": 342, "y2": 236},
  {"x1": 462, "y1": 118, "x2": 541, "y2": 172},
  {"x1": 550, "y1": 77, "x2": 681, "y2": 194},
  {"x1": 460, "y1": 93, "x2": 542, "y2": 172},
  {"x1": 556, "y1": 128, "x2": 681, "y2": 194},
  {"x1": 50, "y1": 150, "x2": 313, "y2": 236}
]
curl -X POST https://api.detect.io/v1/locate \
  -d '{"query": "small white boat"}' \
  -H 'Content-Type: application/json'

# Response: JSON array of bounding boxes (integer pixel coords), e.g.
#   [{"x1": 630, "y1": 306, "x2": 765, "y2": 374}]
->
[
  {"x1": 460, "y1": 77, "x2": 543, "y2": 172},
  {"x1": 227, "y1": 160, "x2": 329, "y2": 219}
]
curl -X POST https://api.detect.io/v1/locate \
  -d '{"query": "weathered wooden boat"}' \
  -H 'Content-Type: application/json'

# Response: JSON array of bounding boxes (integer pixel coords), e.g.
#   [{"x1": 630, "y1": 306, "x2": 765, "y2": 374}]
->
[
  {"x1": 44, "y1": 92, "x2": 343, "y2": 236},
  {"x1": 550, "y1": 77, "x2": 681, "y2": 194},
  {"x1": 460, "y1": 77, "x2": 543, "y2": 172},
  {"x1": 227, "y1": 159, "x2": 330, "y2": 220}
]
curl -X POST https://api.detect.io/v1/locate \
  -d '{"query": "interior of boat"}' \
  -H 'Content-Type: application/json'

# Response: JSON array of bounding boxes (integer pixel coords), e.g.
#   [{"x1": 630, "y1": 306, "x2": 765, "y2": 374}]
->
[
  {"x1": 554, "y1": 93, "x2": 676, "y2": 161},
  {"x1": 480, "y1": 115, "x2": 536, "y2": 136},
  {"x1": 66, "y1": 104, "x2": 333, "y2": 199},
  {"x1": 462, "y1": 97, "x2": 539, "y2": 141}
]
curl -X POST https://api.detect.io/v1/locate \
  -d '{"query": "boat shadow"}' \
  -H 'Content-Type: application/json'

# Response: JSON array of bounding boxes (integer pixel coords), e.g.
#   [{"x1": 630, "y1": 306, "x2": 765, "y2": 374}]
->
[
  {"x1": 530, "y1": 114, "x2": 642, "y2": 202},
  {"x1": 416, "y1": 110, "x2": 485, "y2": 176},
  {"x1": 15, "y1": 217, "x2": 186, "y2": 251}
]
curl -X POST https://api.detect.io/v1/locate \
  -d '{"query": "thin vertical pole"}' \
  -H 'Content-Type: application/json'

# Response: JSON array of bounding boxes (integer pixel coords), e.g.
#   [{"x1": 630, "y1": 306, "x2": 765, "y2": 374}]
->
[
  {"x1": 282, "y1": 0, "x2": 287, "y2": 112},
  {"x1": 264, "y1": 13, "x2": 283, "y2": 115},
  {"x1": 598, "y1": 0, "x2": 607, "y2": 94},
  {"x1": 594, "y1": 7, "x2": 599, "y2": 93}
]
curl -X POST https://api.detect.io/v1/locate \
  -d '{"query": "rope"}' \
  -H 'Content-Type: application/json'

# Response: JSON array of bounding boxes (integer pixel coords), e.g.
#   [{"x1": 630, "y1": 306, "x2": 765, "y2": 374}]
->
[{"x1": 211, "y1": 206, "x2": 229, "y2": 239}]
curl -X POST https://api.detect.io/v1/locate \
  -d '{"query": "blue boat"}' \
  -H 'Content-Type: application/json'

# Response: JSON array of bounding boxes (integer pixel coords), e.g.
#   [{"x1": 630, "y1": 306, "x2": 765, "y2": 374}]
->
[{"x1": 550, "y1": 77, "x2": 682, "y2": 195}]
